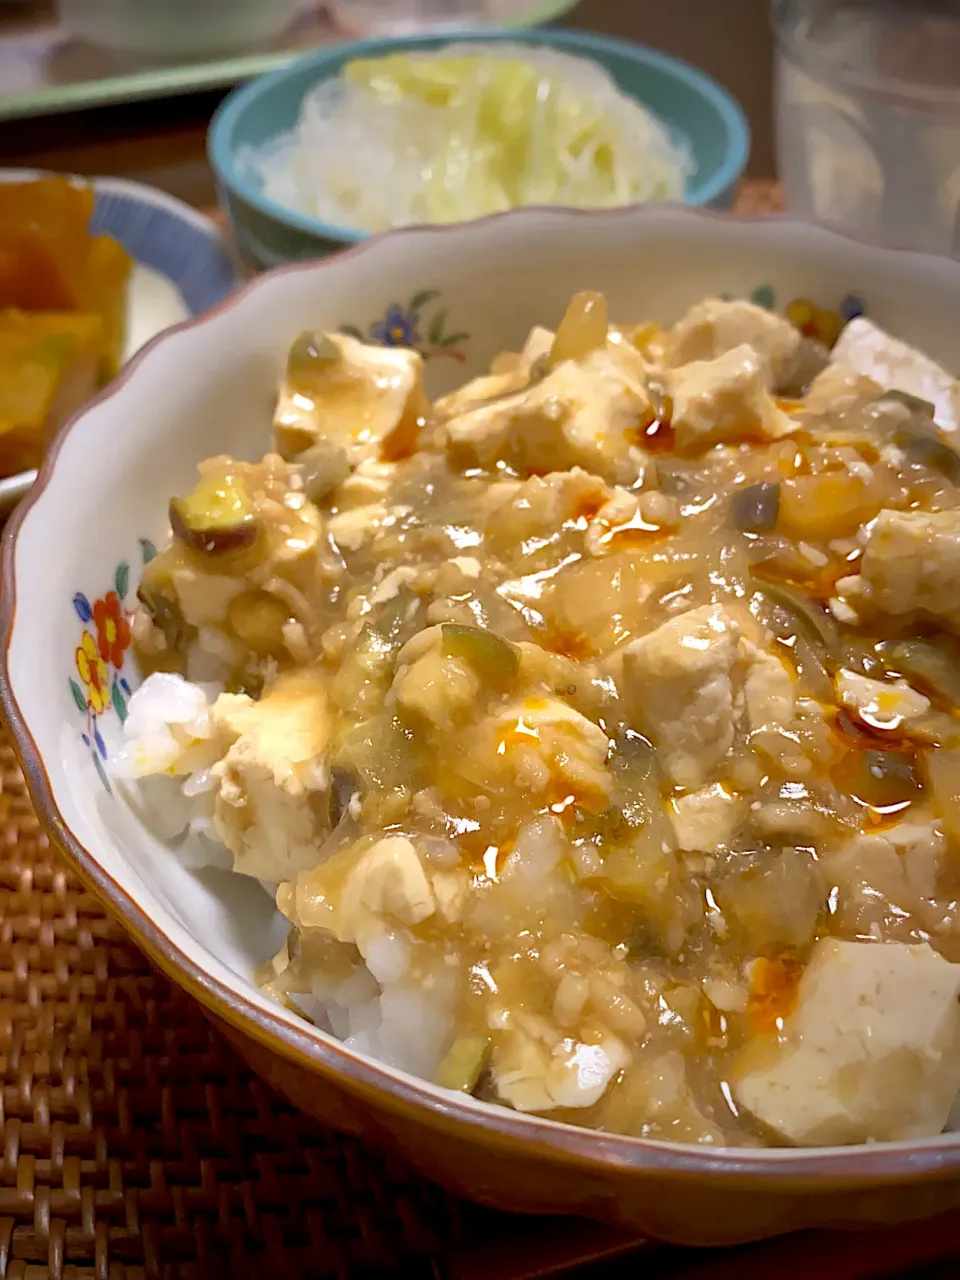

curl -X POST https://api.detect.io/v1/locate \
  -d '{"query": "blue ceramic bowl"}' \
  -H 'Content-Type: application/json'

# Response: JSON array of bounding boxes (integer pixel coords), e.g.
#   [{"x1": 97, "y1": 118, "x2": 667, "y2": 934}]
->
[{"x1": 209, "y1": 28, "x2": 750, "y2": 271}]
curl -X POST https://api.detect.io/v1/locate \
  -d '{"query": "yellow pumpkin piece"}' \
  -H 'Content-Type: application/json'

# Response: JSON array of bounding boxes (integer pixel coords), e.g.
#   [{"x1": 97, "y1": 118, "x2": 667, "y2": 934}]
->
[
  {"x1": 0, "y1": 306, "x2": 103, "y2": 351},
  {"x1": 0, "y1": 177, "x2": 95, "y2": 313},
  {"x1": 0, "y1": 178, "x2": 131, "y2": 382},
  {"x1": 0, "y1": 310, "x2": 102, "y2": 474},
  {"x1": 81, "y1": 234, "x2": 133, "y2": 380}
]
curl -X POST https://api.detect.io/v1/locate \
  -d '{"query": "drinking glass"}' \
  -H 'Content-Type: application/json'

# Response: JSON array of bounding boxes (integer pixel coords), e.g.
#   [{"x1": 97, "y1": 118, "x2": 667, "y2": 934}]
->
[{"x1": 774, "y1": 0, "x2": 960, "y2": 254}]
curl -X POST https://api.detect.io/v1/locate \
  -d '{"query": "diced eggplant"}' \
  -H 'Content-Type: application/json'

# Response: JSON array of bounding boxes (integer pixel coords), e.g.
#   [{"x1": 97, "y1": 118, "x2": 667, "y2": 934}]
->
[
  {"x1": 731, "y1": 482, "x2": 780, "y2": 533},
  {"x1": 611, "y1": 728, "x2": 655, "y2": 781},
  {"x1": 891, "y1": 424, "x2": 960, "y2": 485},
  {"x1": 223, "y1": 670, "x2": 265, "y2": 699},
  {"x1": 838, "y1": 748, "x2": 922, "y2": 810},
  {"x1": 136, "y1": 583, "x2": 186, "y2": 651},
  {"x1": 297, "y1": 438, "x2": 351, "y2": 503},
  {"x1": 374, "y1": 587, "x2": 419, "y2": 647},
  {"x1": 608, "y1": 730, "x2": 658, "y2": 830},
  {"x1": 776, "y1": 336, "x2": 830, "y2": 398},
  {"x1": 881, "y1": 389, "x2": 937, "y2": 419},
  {"x1": 754, "y1": 581, "x2": 841, "y2": 665},
  {"x1": 441, "y1": 623, "x2": 519, "y2": 686},
  {"x1": 337, "y1": 713, "x2": 415, "y2": 792},
  {"x1": 879, "y1": 637, "x2": 960, "y2": 706},
  {"x1": 169, "y1": 473, "x2": 261, "y2": 556}
]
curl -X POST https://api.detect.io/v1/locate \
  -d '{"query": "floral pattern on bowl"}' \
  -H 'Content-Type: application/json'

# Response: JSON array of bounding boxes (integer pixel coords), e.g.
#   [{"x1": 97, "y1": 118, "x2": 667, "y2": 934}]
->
[
  {"x1": 352, "y1": 285, "x2": 862, "y2": 365},
  {"x1": 69, "y1": 537, "x2": 156, "y2": 791},
  {"x1": 747, "y1": 284, "x2": 866, "y2": 346},
  {"x1": 341, "y1": 290, "x2": 469, "y2": 363}
]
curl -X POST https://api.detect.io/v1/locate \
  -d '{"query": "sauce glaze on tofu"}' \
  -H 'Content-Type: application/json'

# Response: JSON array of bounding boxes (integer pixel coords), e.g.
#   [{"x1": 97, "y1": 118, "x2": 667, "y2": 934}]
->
[{"x1": 124, "y1": 294, "x2": 960, "y2": 1147}]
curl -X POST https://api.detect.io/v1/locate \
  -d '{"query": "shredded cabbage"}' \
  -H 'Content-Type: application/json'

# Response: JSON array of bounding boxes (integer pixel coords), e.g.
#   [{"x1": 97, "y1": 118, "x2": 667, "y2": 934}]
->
[{"x1": 241, "y1": 44, "x2": 692, "y2": 232}]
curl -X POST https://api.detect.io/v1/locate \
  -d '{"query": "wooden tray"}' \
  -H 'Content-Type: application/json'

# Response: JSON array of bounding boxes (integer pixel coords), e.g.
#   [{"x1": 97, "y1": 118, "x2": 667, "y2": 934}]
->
[{"x1": 0, "y1": 0, "x2": 578, "y2": 122}]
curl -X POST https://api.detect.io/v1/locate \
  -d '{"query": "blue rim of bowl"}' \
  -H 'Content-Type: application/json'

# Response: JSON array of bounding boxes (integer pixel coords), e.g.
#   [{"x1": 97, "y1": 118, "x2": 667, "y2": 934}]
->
[
  {"x1": 208, "y1": 27, "x2": 751, "y2": 245},
  {"x1": 88, "y1": 177, "x2": 238, "y2": 314}
]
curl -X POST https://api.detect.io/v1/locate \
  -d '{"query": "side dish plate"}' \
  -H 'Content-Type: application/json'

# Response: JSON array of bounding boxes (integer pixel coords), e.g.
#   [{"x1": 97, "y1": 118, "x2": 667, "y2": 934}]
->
[{"x1": 0, "y1": 170, "x2": 239, "y2": 515}]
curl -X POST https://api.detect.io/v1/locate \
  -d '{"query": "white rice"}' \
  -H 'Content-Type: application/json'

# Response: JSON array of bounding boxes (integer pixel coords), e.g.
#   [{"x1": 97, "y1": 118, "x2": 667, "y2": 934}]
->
[
  {"x1": 111, "y1": 673, "x2": 230, "y2": 870},
  {"x1": 112, "y1": 672, "x2": 458, "y2": 1077},
  {"x1": 293, "y1": 929, "x2": 461, "y2": 1076},
  {"x1": 239, "y1": 43, "x2": 691, "y2": 234}
]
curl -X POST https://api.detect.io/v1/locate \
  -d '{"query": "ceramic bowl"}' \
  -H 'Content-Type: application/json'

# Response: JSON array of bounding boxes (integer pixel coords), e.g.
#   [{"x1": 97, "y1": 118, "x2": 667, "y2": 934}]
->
[
  {"x1": 4, "y1": 206, "x2": 960, "y2": 1247},
  {"x1": 209, "y1": 29, "x2": 750, "y2": 270}
]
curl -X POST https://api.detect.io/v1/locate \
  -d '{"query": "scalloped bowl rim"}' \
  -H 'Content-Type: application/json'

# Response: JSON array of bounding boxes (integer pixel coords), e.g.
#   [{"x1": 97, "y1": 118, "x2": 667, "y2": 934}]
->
[
  {"x1": 5, "y1": 203, "x2": 960, "y2": 1187},
  {"x1": 208, "y1": 27, "x2": 751, "y2": 246}
]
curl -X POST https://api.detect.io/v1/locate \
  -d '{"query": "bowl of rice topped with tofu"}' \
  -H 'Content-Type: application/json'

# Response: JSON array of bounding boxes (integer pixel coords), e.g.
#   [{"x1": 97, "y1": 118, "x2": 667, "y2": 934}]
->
[{"x1": 5, "y1": 204, "x2": 960, "y2": 1244}]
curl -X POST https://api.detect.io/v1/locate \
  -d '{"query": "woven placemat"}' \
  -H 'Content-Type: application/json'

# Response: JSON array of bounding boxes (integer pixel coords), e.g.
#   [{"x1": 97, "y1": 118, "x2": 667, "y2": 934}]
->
[
  {"x1": 4, "y1": 180, "x2": 960, "y2": 1279},
  {"x1": 1, "y1": 731, "x2": 654, "y2": 1279},
  {"x1": 6, "y1": 689, "x2": 960, "y2": 1280}
]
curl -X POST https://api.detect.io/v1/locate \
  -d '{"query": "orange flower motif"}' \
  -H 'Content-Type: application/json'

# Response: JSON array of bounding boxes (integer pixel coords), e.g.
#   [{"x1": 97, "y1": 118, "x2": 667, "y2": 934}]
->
[
  {"x1": 75, "y1": 630, "x2": 111, "y2": 715},
  {"x1": 92, "y1": 589, "x2": 131, "y2": 669},
  {"x1": 784, "y1": 297, "x2": 844, "y2": 348}
]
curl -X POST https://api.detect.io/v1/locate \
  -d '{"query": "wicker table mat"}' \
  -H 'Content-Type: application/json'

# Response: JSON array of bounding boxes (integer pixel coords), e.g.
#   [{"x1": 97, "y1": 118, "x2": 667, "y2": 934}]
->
[
  {"x1": 4, "y1": 178, "x2": 960, "y2": 1279},
  {"x1": 0, "y1": 732, "x2": 648, "y2": 1280},
  {"x1": 6, "y1": 705, "x2": 960, "y2": 1280}
]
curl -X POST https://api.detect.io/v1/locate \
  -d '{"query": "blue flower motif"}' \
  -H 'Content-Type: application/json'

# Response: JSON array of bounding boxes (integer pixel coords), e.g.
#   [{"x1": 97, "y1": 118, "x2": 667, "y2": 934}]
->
[
  {"x1": 839, "y1": 294, "x2": 865, "y2": 322},
  {"x1": 371, "y1": 304, "x2": 420, "y2": 348}
]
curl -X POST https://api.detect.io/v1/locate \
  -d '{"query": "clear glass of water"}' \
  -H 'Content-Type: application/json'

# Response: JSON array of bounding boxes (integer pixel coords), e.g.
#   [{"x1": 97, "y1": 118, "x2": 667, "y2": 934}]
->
[
  {"x1": 328, "y1": 0, "x2": 490, "y2": 36},
  {"x1": 773, "y1": 0, "x2": 960, "y2": 255}
]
